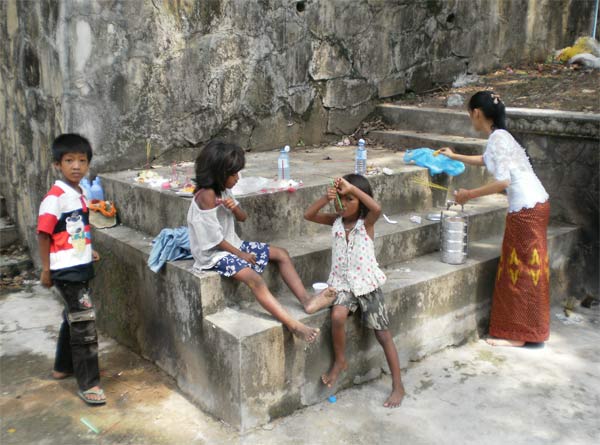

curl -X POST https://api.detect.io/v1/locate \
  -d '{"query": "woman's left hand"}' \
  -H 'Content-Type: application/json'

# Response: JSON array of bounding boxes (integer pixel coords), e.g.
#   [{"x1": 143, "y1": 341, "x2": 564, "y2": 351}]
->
[
  {"x1": 454, "y1": 189, "x2": 471, "y2": 205},
  {"x1": 92, "y1": 250, "x2": 101, "y2": 261}
]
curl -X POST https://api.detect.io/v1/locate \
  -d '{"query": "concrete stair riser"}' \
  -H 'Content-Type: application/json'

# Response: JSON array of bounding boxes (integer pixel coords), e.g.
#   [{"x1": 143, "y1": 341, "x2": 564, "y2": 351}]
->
[
  {"x1": 100, "y1": 168, "x2": 443, "y2": 240},
  {"x1": 93, "y1": 197, "x2": 508, "y2": 314},
  {"x1": 378, "y1": 105, "x2": 600, "y2": 140},
  {"x1": 0, "y1": 218, "x2": 19, "y2": 249}
]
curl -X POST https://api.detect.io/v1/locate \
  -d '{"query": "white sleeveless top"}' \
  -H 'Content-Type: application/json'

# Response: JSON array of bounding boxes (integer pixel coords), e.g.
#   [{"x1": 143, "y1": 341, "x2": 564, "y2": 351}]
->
[
  {"x1": 327, "y1": 217, "x2": 386, "y2": 296},
  {"x1": 483, "y1": 129, "x2": 549, "y2": 213},
  {"x1": 187, "y1": 189, "x2": 243, "y2": 270}
]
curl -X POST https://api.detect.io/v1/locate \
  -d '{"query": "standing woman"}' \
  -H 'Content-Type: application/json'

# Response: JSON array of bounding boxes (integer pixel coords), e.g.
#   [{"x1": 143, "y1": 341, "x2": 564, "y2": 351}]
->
[{"x1": 440, "y1": 91, "x2": 550, "y2": 347}]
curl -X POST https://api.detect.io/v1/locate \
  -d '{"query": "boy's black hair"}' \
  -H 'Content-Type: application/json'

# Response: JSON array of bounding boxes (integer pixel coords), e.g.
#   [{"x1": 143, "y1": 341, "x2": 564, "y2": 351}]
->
[
  {"x1": 52, "y1": 133, "x2": 93, "y2": 162},
  {"x1": 343, "y1": 173, "x2": 373, "y2": 218},
  {"x1": 468, "y1": 91, "x2": 507, "y2": 130},
  {"x1": 194, "y1": 140, "x2": 246, "y2": 194}
]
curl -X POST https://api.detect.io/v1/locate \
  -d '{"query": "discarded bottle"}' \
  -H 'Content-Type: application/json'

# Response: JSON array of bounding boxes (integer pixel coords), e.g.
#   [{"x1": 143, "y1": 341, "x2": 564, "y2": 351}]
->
[
  {"x1": 354, "y1": 139, "x2": 367, "y2": 176},
  {"x1": 80, "y1": 177, "x2": 92, "y2": 199},
  {"x1": 90, "y1": 177, "x2": 104, "y2": 201},
  {"x1": 278, "y1": 145, "x2": 291, "y2": 181}
]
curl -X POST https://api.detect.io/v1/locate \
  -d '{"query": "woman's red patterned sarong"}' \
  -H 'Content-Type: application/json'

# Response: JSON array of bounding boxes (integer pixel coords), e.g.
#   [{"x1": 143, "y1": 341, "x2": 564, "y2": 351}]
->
[{"x1": 489, "y1": 201, "x2": 551, "y2": 343}]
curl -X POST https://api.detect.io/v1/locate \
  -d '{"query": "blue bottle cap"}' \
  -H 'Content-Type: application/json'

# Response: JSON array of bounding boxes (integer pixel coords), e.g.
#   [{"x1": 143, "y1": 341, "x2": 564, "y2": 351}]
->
[{"x1": 328, "y1": 395, "x2": 337, "y2": 403}]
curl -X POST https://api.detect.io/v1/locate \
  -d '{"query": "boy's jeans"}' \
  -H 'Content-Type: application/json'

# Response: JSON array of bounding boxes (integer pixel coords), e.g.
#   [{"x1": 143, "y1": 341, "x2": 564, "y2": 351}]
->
[{"x1": 53, "y1": 280, "x2": 101, "y2": 391}]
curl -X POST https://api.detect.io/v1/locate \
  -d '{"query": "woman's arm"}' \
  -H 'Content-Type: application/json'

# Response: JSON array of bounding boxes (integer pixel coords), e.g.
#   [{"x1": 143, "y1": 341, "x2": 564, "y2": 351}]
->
[
  {"x1": 438, "y1": 147, "x2": 485, "y2": 166},
  {"x1": 454, "y1": 179, "x2": 511, "y2": 205},
  {"x1": 304, "y1": 188, "x2": 338, "y2": 226}
]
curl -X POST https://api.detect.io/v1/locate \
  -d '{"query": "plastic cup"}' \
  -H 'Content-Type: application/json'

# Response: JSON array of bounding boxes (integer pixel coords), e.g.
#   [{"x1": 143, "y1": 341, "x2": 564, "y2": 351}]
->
[{"x1": 312, "y1": 282, "x2": 328, "y2": 292}]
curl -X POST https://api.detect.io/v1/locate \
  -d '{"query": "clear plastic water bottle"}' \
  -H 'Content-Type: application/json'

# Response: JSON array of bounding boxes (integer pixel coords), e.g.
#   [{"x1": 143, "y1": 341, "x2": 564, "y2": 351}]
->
[
  {"x1": 80, "y1": 177, "x2": 92, "y2": 199},
  {"x1": 278, "y1": 145, "x2": 291, "y2": 181},
  {"x1": 90, "y1": 177, "x2": 104, "y2": 201},
  {"x1": 355, "y1": 138, "x2": 367, "y2": 176}
]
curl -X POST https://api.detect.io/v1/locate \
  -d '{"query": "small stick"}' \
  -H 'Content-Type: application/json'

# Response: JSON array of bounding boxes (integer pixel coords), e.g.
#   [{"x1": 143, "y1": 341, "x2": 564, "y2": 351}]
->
[
  {"x1": 412, "y1": 179, "x2": 449, "y2": 191},
  {"x1": 330, "y1": 179, "x2": 344, "y2": 210}
]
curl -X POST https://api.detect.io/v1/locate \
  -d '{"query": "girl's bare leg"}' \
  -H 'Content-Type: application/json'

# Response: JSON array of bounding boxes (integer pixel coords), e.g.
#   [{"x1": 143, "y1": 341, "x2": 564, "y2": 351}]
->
[
  {"x1": 269, "y1": 246, "x2": 336, "y2": 314},
  {"x1": 322, "y1": 305, "x2": 349, "y2": 387},
  {"x1": 233, "y1": 268, "x2": 319, "y2": 342},
  {"x1": 374, "y1": 329, "x2": 405, "y2": 408}
]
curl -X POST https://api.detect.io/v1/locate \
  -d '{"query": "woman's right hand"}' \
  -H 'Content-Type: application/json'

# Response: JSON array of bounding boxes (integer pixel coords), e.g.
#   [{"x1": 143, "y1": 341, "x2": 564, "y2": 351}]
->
[
  {"x1": 438, "y1": 147, "x2": 454, "y2": 159},
  {"x1": 239, "y1": 251, "x2": 257, "y2": 265}
]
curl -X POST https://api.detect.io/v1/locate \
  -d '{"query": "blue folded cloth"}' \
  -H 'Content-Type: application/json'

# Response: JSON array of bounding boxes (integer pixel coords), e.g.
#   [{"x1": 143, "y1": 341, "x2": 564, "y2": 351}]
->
[
  {"x1": 148, "y1": 227, "x2": 193, "y2": 273},
  {"x1": 403, "y1": 148, "x2": 465, "y2": 176}
]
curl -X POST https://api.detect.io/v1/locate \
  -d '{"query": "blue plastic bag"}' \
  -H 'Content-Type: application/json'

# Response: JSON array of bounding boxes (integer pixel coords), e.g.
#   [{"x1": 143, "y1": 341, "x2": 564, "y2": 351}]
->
[{"x1": 403, "y1": 148, "x2": 465, "y2": 176}]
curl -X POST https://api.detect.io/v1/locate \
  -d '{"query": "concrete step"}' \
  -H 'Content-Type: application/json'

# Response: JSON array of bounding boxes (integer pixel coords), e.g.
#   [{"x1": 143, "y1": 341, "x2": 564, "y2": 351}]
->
[
  {"x1": 369, "y1": 129, "x2": 487, "y2": 155},
  {"x1": 202, "y1": 224, "x2": 580, "y2": 429},
  {"x1": 0, "y1": 251, "x2": 33, "y2": 278},
  {"x1": 100, "y1": 146, "x2": 447, "y2": 241},
  {"x1": 0, "y1": 217, "x2": 19, "y2": 249},
  {"x1": 92, "y1": 194, "x2": 508, "y2": 317},
  {"x1": 377, "y1": 104, "x2": 600, "y2": 139}
]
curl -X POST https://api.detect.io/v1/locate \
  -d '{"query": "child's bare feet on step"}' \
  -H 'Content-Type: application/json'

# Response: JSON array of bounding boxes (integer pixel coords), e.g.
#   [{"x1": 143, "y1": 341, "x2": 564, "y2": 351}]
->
[
  {"x1": 383, "y1": 384, "x2": 405, "y2": 408},
  {"x1": 321, "y1": 361, "x2": 348, "y2": 388},
  {"x1": 291, "y1": 323, "x2": 320, "y2": 343},
  {"x1": 486, "y1": 337, "x2": 525, "y2": 347},
  {"x1": 305, "y1": 287, "x2": 337, "y2": 314}
]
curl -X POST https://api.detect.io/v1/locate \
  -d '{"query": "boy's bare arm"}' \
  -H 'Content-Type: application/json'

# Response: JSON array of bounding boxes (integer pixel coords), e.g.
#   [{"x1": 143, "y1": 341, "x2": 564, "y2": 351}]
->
[
  {"x1": 38, "y1": 233, "x2": 52, "y2": 288},
  {"x1": 304, "y1": 191, "x2": 337, "y2": 226}
]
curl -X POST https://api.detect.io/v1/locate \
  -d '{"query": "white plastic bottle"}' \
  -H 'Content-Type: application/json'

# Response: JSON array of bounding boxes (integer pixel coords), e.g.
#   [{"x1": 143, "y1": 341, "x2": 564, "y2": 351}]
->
[
  {"x1": 354, "y1": 139, "x2": 367, "y2": 176},
  {"x1": 278, "y1": 145, "x2": 291, "y2": 180}
]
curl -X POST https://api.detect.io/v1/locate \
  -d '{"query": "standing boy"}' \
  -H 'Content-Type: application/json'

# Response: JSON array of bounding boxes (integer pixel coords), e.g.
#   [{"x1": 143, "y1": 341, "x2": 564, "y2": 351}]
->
[{"x1": 37, "y1": 134, "x2": 106, "y2": 405}]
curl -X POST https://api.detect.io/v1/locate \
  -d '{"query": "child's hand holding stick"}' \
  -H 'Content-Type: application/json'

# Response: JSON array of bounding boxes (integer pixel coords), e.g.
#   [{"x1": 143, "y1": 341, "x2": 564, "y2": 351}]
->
[{"x1": 330, "y1": 179, "x2": 344, "y2": 210}]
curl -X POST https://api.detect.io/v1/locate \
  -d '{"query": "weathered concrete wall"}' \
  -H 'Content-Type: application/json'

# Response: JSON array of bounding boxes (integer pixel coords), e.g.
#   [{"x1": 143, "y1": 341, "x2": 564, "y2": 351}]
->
[{"x1": 0, "y1": 0, "x2": 596, "y2": 257}]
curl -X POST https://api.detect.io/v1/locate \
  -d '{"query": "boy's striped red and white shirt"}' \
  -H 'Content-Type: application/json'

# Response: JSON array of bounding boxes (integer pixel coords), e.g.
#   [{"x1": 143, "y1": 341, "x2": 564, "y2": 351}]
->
[{"x1": 37, "y1": 180, "x2": 93, "y2": 274}]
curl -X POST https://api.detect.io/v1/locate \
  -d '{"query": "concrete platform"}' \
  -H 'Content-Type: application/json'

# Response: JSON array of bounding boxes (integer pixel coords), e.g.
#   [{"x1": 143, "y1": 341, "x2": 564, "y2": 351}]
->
[{"x1": 90, "y1": 135, "x2": 583, "y2": 428}]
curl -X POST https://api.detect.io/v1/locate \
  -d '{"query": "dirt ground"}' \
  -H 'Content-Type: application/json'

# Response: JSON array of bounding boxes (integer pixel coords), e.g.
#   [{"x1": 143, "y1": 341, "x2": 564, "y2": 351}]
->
[{"x1": 400, "y1": 63, "x2": 599, "y2": 113}]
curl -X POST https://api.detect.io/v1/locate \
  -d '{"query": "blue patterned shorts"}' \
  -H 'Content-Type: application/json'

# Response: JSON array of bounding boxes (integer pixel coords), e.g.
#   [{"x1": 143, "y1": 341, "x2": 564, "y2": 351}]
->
[{"x1": 210, "y1": 241, "x2": 270, "y2": 277}]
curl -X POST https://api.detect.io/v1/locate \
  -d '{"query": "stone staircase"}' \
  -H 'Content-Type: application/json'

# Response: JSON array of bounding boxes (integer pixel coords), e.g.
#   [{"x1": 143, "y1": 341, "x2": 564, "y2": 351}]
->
[{"x1": 92, "y1": 105, "x2": 581, "y2": 430}]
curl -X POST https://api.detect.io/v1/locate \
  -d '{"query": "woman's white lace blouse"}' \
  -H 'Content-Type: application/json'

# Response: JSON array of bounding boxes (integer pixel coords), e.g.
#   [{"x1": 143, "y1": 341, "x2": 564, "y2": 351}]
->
[{"x1": 483, "y1": 129, "x2": 549, "y2": 213}]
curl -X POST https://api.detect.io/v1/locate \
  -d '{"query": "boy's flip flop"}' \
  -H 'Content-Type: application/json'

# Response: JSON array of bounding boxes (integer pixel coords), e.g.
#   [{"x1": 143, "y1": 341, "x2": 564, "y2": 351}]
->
[{"x1": 78, "y1": 388, "x2": 106, "y2": 405}]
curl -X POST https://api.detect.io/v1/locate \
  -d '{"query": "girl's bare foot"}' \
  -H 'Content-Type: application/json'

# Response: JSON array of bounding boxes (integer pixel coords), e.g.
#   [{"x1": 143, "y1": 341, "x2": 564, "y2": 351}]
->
[
  {"x1": 291, "y1": 323, "x2": 320, "y2": 343},
  {"x1": 304, "y1": 287, "x2": 337, "y2": 314},
  {"x1": 486, "y1": 337, "x2": 525, "y2": 347},
  {"x1": 384, "y1": 385, "x2": 405, "y2": 408},
  {"x1": 52, "y1": 370, "x2": 73, "y2": 380},
  {"x1": 321, "y1": 361, "x2": 348, "y2": 388}
]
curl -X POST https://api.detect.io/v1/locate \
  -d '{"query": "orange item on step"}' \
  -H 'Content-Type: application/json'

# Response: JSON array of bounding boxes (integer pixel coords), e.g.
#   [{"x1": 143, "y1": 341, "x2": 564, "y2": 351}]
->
[{"x1": 89, "y1": 200, "x2": 117, "y2": 218}]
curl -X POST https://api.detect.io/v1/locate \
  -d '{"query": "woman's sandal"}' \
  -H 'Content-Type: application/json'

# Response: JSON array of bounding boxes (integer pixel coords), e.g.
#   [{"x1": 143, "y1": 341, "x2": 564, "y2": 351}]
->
[{"x1": 78, "y1": 388, "x2": 107, "y2": 405}]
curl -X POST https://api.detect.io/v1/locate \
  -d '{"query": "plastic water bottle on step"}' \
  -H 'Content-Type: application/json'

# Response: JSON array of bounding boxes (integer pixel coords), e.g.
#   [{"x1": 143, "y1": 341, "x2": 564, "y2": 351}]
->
[
  {"x1": 354, "y1": 138, "x2": 367, "y2": 176},
  {"x1": 90, "y1": 177, "x2": 104, "y2": 201},
  {"x1": 80, "y1": 177, "x2": 92, "y2": 199},
  {"x1": 278, "y1": 145, "x2": 291, "y2": 181}
]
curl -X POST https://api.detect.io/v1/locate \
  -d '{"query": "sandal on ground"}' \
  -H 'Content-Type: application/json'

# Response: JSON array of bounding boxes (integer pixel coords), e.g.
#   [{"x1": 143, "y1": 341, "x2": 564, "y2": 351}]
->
[{"x1": 78, "y1": 388, "x2": 106, "y2": 405}]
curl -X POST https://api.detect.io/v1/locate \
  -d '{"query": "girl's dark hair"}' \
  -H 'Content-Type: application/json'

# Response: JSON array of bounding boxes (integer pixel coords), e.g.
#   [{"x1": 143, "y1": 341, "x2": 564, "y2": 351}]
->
[
  {"x1": 343, "y1": 173, "x2": 373, "y2": 218},
  {"x1": 194, "y1": 140, "x2": 245, "y2": 193},
  {"x1": 468, "y1": 91, "x2": 506, "y2": 130}
]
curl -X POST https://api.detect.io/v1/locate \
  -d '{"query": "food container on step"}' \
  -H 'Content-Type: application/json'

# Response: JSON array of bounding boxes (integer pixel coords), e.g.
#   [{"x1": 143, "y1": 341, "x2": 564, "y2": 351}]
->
[
  {"x1": 440, "y1": 201, "x2": 468, "y2": 265},
  {"x1": 312, "y1": 282, "x2": 328, "y2": 292}
]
